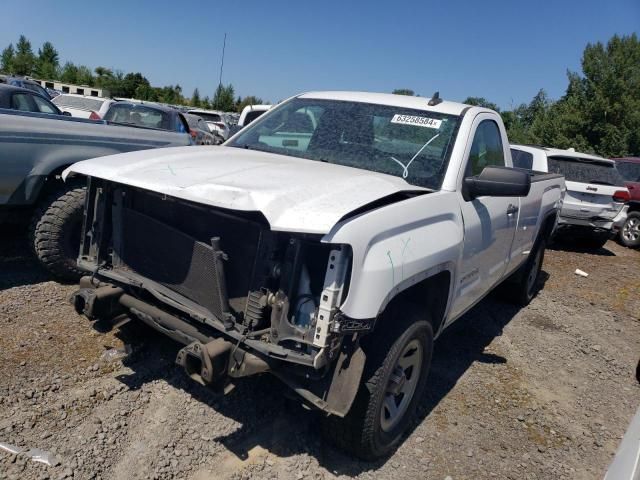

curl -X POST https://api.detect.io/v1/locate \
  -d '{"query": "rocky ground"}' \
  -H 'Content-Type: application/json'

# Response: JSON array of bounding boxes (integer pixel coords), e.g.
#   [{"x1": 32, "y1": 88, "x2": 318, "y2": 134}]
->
[{"x1": 0, "y1": 231, "x2": 638, "y2": 480}]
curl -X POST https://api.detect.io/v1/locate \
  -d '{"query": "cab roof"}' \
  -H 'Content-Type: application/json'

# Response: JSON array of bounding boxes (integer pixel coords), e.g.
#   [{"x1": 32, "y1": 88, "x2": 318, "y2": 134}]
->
[{"x1": 297, "y1": 91, "x2": 478, "y2": 116}]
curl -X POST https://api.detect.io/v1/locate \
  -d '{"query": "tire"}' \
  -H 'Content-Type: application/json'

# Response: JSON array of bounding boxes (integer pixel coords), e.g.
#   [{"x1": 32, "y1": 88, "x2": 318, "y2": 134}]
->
[
  {"x1": 30, "y1": 183, "x2": 87, "y2": 281},
  {"x1": 619, "y1": 211, "x2": 640, "y2": 248},
  {"x1": 504, "y1": 238, "x2": 546, "y2": 307},
  {"x1": 322, "y1": 309, "x2": 434, "y2": 460}
]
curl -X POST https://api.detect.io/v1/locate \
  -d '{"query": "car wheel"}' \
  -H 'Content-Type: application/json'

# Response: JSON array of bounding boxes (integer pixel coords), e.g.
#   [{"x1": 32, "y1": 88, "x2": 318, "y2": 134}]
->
[
  {"x1": 30, "y1": 183, "x2": 86, "y2": 281},
  {"x1": 504, "y1": 238, "x2": 546, "y2": 306},
  {"x1": 321, "y1": 309, "x2": 433, "y2": 460},
  {"x1": 620, "y1": 211, "x2": 640, "y2": 248}
]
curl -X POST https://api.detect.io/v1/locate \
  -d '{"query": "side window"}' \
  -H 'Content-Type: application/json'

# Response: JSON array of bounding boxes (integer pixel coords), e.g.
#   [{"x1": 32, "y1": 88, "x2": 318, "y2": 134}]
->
[
  {"x1": 11, "y1": 93, "x2": 36, "y2": 112},
  {"x1": 32, "y1": 95, "x2": 59, "y2": 115},
  {"x1": 511, "y1": 149, "x2": 534, "y2": 170},
  {"x1": 467, "y1": 120, "x2": 505, "y2": 176}
]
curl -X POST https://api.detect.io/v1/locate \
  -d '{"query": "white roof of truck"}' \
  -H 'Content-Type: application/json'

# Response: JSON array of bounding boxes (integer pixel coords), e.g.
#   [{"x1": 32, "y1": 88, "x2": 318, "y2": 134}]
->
[{"x1": 298, "y1": 91, "x2": 474, "y2": 116}]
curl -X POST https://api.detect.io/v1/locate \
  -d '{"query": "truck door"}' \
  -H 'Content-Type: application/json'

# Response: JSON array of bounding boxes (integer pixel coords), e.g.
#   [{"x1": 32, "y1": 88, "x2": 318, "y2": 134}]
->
[{"x1": 450, "y1": 116, "x2": 519, "y2": 319}]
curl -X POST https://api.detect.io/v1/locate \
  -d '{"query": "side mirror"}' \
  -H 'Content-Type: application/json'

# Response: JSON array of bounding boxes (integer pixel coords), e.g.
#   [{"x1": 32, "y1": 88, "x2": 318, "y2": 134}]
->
[
  {"x1": 62, "y1": 111, "x2": 72, "y2": 116},
  {"x1": 464, "y1": 166, "x2": 531, "y2": 200}
]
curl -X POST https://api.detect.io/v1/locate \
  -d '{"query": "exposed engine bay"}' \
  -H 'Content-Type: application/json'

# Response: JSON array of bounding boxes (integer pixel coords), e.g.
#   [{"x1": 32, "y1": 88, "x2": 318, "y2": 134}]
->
[{"x1": 72, "y1": 177, "x2": 365, "y2": 415}]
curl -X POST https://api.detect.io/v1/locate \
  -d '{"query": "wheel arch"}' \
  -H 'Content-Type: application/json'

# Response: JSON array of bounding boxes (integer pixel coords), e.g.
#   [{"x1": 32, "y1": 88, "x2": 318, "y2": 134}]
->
[{"x1": 373, "y1": 267, "x2": 453, "y2": 338}]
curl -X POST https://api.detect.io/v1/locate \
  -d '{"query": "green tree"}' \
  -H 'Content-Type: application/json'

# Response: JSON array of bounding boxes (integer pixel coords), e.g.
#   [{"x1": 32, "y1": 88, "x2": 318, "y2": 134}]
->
[
  {"x1": 236, "y1": 95, "x2": 264, "y2": 113},
  {"x1": 392, "y1": 88, "x2": 415, "y2": 96},
  {"x1": 59, "y1": 62, "x2": 79, "y2": 83},
  {"x1": 191, "y1": 88, "x2": 201, "y2": 107},
  {"x1": 1, "y1": 44, "x2": 14, "y2": 73},
  {"x1": 120, "y1": 72, "x2": 150, "y2": 97},
  {"x1": 36, "y1": 41, "x2": 59, "y2": 79},
  {"x1": 76, "y1": 65, "x2": 95, "y2": 86},
  {"x1": 212, "y1": 83, "x2": 235, "y2": 111},
  {"x1": 13, "y1": 35, "x2": 36, "y2": 76},
  {"x1": 462, "y1": 96, "x2": 500, "y2": 112},
  {"x1": 94, "y1": 66, "x2": 114, "y2": 87}
]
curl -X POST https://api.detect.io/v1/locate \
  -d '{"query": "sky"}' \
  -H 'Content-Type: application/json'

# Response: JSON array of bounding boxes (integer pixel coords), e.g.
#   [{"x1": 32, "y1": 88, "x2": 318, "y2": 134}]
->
[{"x1": 2, "y1": 0, "x2": 638, "y2": 109}]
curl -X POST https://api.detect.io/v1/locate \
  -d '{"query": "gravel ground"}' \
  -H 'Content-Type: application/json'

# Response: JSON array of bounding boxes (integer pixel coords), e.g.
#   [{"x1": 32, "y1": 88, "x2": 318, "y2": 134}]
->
[{"x1": 0, "y1": 231, "x2": 638, "y2": 480}]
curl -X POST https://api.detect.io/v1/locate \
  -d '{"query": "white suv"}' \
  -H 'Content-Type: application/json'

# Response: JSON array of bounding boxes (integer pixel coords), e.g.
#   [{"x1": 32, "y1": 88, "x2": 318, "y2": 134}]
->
[{"x1": 511, "y1": 145, "x2": 629, "y2": 248}]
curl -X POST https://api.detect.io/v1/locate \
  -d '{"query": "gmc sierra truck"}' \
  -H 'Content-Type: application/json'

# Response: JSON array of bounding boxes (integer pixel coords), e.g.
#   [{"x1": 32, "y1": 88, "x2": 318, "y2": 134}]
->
[
  {"x1": 66, "y1": 91, "x2": 565, "y2": 459},
  {"x1": 0, "y1": 102, "x2": 191, "y2": 279}
]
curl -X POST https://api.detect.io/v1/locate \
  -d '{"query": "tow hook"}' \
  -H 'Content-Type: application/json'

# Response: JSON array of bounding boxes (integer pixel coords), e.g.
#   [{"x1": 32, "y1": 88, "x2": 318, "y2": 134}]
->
[
  {"x1": 71, "y1": 285, "x2": 124, "y2": 319},
  {"x1": 176, "y1": 339, "x2": 232, "y2": 390}
]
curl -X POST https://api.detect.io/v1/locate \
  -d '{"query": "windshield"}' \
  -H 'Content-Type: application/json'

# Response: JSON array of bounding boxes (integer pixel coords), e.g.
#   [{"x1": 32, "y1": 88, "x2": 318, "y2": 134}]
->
[
  {"x1": 104, "y1": 104, "x2": 171, "y2": 130},
  {"x1": 228, "y1": 98, "x2": 461, "y2": 189},
  {"x1": 616, "y1": 161, "x2": 640, "y2": 183},
  {"x1": 547, "y1": 156, "x2": 625, "y2": 186}
]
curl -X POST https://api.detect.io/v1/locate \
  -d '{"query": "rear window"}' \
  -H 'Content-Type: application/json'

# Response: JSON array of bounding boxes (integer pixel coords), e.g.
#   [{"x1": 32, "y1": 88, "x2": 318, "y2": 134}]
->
[
  {"x1": 511, "y1": 149, "x2": 534, "y2": 170},
  {"x1": 104, "y1": 104, "x2": 171, "y2": 130},
  {"x1": 53, "y1": 95, "x2": 104, "y2": 111},
  {"x1": 244, "y1": 110, "x2": 266, "y2": 125},
  {"x1": 547, "y1": 156, "x2": 625, "y2": 186},
  {"x1": 192, "y1": 112, "x2": 222, "y2": 123},
  {"x1": 616, "y1": 161, "x2": 640, "y2": 182}
]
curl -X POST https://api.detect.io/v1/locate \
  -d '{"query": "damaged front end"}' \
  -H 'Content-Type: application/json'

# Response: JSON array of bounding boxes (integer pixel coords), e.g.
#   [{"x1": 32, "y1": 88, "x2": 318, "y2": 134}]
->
[{"x1": 71, "y1": 178, "x2": 367, "y2": 415}]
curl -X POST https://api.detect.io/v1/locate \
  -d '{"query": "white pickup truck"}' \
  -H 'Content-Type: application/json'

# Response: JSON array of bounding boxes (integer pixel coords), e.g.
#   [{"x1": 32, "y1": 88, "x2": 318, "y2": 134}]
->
[{"x1": 66, "y1": 91, "x2": 565, "y2": 459}]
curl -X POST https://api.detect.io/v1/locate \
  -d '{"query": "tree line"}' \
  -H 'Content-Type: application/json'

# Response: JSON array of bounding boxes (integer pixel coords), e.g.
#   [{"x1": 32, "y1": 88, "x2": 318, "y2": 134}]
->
[
  {"x1": 394, "y1": 34, "x2": 639, "y2": 158},
  {"x1": 0, "y1": 35, "x2": 265, "y2": 112}
]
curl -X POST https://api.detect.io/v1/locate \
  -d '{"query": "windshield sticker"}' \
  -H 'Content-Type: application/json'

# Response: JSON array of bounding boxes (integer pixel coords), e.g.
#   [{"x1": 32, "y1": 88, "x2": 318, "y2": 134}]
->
[{"x1": 391, "y1": 114, "x2": 442, "y2": 129}]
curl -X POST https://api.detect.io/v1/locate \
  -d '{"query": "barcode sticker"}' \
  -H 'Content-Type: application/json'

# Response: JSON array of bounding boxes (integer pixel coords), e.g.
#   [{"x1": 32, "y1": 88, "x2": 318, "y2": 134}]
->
[{"x1": 391, "y1": 114, "x2": 442, "y2": 129}]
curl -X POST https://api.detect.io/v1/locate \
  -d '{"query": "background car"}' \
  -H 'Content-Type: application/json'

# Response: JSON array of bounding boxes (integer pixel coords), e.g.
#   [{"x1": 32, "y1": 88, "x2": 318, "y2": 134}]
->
[
  {"x1": 511, "y1": 145, "x2": 630, "y2": 248},
  {"x1": 187, "y1": 109, "x2": 230, "y2": 140},
  {"x1": 0, "y1": 83, "x2": 69, "y2": 116},
  {"x1": 52, "y1": 94, "x2": 115, "y2": 119},
  {"x1": 184, "y1": 113, "x2": 220, "y2": 145},
  {"x1": 229, "y1": 104, "x2": 272, "y2": 136},
  {"x1": 612, "y1": 157, "x2": 640, "y2": 248},
  {"x1": 103, "y1": 101, "x2": 190, "y2": 135},
  {"x1": 0, "y1": 75, "x2": 52, "y2": 99}
]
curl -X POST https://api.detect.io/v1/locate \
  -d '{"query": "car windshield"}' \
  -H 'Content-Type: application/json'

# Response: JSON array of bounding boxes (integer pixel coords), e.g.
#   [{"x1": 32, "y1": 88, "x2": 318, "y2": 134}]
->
[
  {"x1": 228, "y1": 98, "x2": 461, "y2": 189},
  {"x1": 104, "y1": 104, "x2": 171, "y2": 130},
  {"x1": 616, "y1": 161, "x2": 640, "y2": 182},
  {"x1": 53, "y1": 95, "x2": 104, "y2": 111},
  {"x1": 547, "y1": 156, "x2": 626, "y2": 186}
]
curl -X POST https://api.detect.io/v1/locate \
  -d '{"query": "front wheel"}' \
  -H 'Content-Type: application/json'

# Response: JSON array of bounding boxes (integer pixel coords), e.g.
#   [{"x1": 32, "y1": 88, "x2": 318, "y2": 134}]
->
[
  {"x1": 620, "y1": 212, "x2": 640, "y2": 248},
  {"x1": 322, "y1": 311, "x2": 433, "y2": 460}
]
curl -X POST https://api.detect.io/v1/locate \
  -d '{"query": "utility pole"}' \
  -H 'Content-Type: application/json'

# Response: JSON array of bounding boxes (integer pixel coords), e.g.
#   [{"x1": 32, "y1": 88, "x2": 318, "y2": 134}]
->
[{"x1": 218, "y1": 33, "x2": 227, "y2": 88}]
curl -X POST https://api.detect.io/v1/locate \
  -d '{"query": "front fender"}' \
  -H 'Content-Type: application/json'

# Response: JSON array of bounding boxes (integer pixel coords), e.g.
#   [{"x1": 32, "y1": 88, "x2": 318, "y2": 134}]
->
[{"x1": 324, "y1": 190, "x2": 463, "y2": 319}]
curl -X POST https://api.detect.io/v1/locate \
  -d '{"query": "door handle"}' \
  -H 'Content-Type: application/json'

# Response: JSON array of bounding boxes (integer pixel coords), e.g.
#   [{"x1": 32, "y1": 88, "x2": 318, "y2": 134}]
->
[{"x1": 507, "y1": 204, "x2": 519, "y2": 216}]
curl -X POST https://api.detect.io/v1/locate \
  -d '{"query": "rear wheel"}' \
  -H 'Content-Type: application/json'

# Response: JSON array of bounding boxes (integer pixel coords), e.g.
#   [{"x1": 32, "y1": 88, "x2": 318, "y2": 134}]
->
[
  {"x1": 504, "y1": 238, "x2": 546, "y2": 306},
  {"x1": 620, "y1": 212, "x2": 640, "y2": 248},
  {"x1": 322, "y1": 310, "x2": 433, "y2": 460}
]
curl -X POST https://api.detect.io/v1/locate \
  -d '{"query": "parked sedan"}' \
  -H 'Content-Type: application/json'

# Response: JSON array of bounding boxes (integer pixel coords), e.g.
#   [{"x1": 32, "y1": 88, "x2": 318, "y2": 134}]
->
[
  {"x1": 52, "y1": 94, "x2": 115, "y2": 119},
  {"x1": 0, "y1": 83, "x2": 70, "y2": 116},
  {"x1": 184, "y1": 113, "x2": 221, "y2": 145},
  {"x1": 612, "y1": 157, "x2": 640, "y2": 248},
  {"x1": 103, "y1": 101, "x2": 190, "y2": 135}
]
